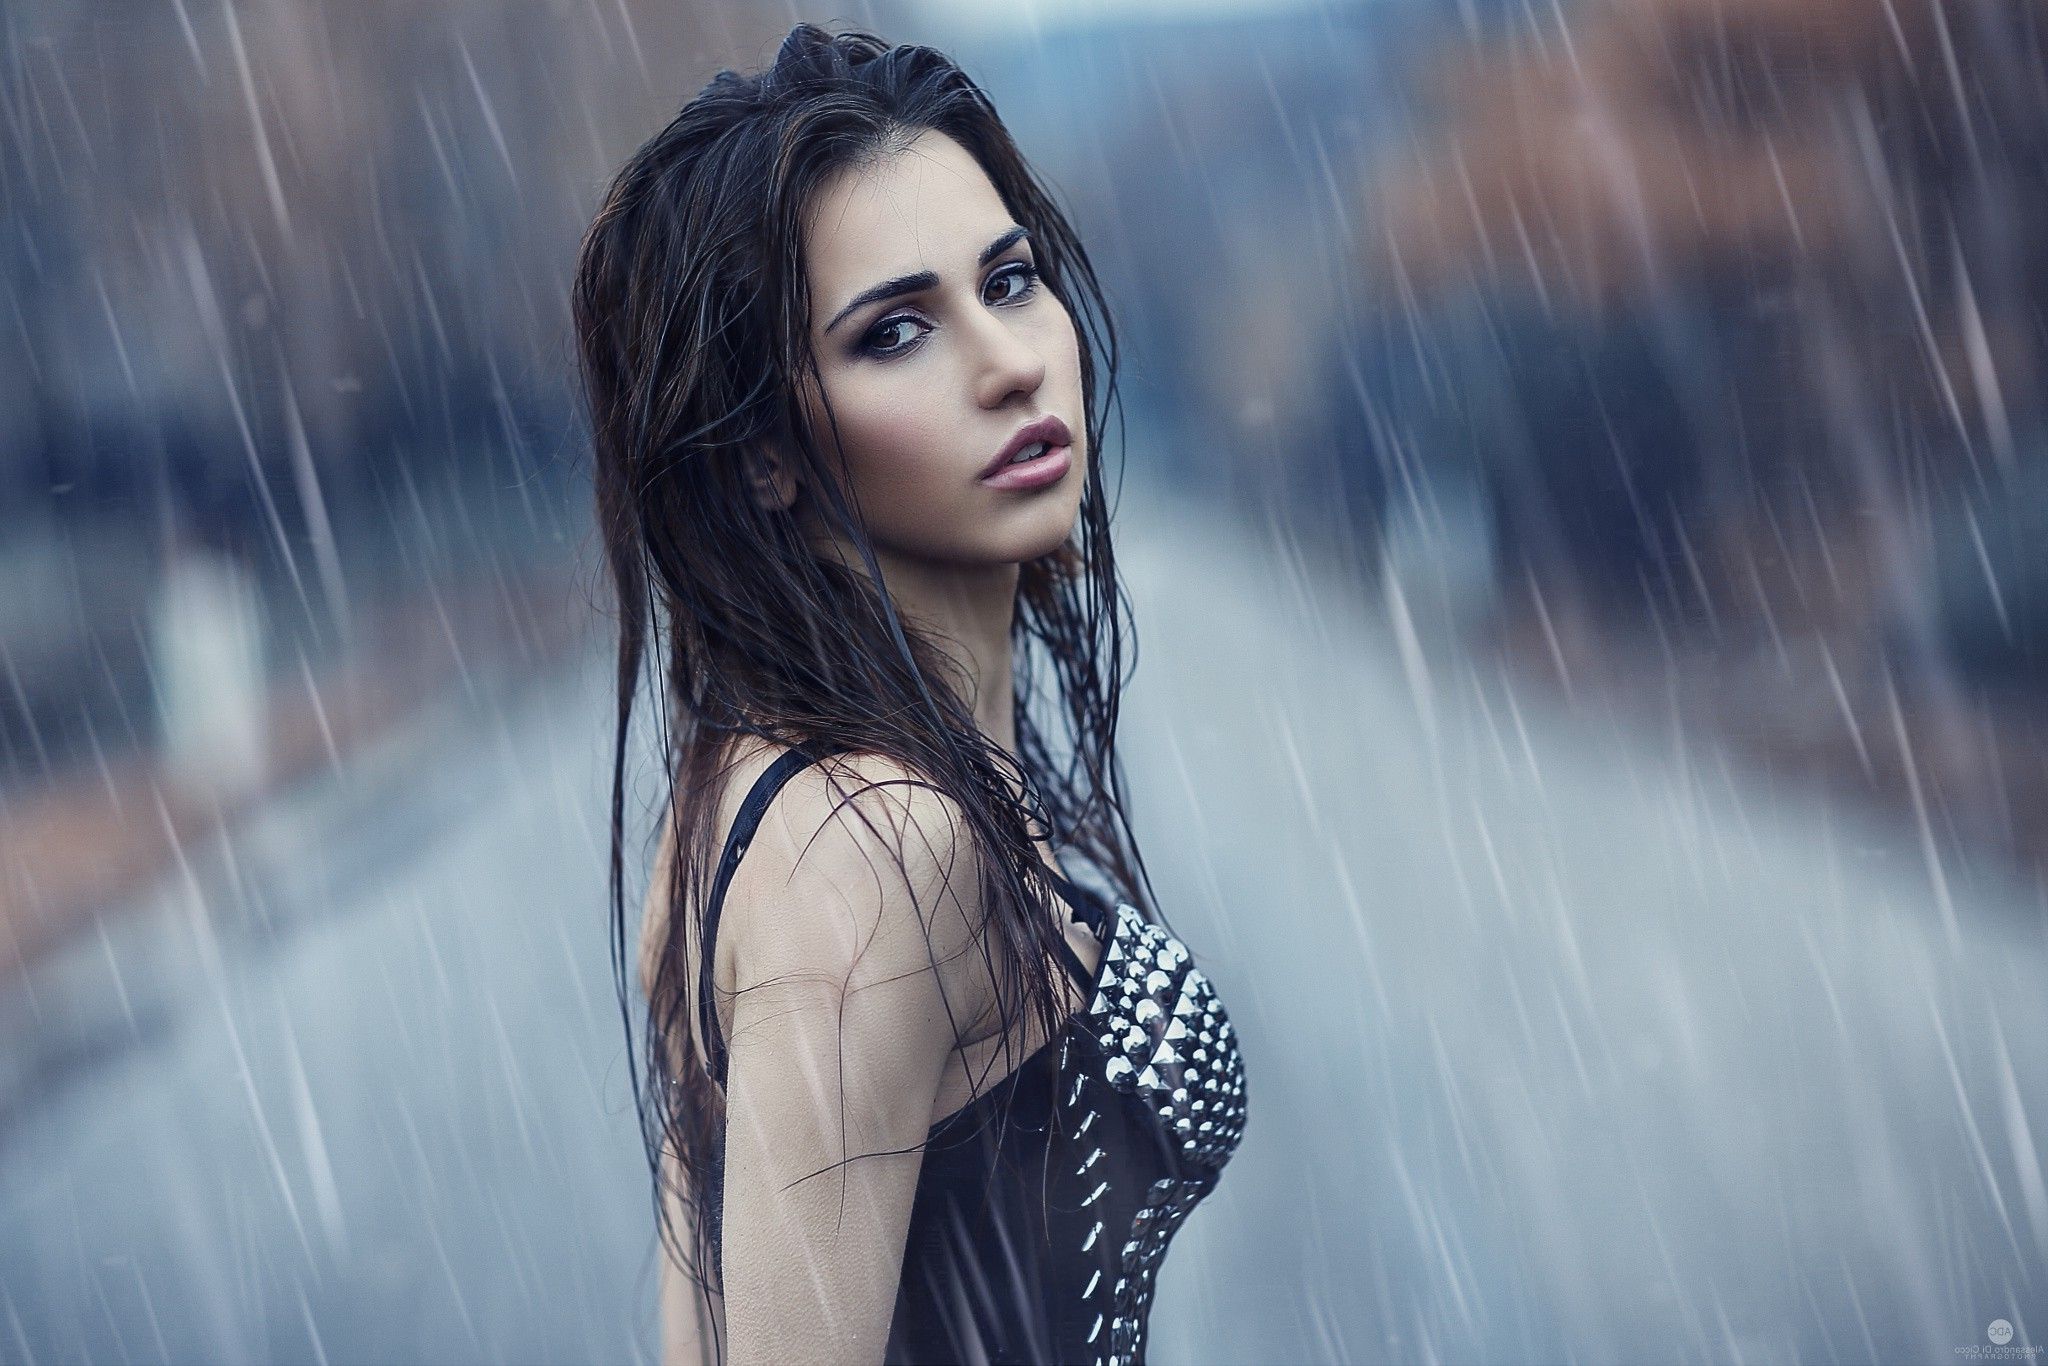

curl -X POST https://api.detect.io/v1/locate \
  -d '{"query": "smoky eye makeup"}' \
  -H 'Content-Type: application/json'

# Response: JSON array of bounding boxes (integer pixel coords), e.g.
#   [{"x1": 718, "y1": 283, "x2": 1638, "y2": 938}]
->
[{"x1": 851, "y1": 257, "x2": 1041, "y2": 361}]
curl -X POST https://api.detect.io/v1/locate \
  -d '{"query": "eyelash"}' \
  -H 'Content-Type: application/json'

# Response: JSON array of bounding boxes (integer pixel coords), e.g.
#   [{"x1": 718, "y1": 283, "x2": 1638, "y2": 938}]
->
[{"x1": 857, "y1": 261, "x2": 1041, "y2": 360}]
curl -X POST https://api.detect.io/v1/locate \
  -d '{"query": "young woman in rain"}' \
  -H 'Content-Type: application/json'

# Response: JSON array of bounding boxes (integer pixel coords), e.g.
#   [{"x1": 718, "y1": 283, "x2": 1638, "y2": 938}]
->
[{"x1": 572, "y1": 25, "x2": 1248, "y2": 1365}]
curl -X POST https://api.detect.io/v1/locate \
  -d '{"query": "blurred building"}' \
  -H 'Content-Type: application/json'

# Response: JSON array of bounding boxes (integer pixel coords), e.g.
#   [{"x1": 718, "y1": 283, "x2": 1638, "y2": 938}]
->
[
  {"x1": 0, "y1": 0, "x2": 790, "y2": 959},
  {"x1": 1342, "y1": 0, "x2": 2048, "y2": 873}
]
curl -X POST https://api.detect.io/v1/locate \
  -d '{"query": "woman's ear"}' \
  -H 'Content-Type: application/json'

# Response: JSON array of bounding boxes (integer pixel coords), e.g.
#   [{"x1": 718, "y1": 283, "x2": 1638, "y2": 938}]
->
[{"x1": 747, "y1": 441, "x2": 801, "y2": 513}]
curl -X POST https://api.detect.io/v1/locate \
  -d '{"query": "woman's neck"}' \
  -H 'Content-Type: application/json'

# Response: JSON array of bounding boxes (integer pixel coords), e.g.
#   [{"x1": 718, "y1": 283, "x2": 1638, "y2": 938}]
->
[
  {"x1": 875, "y1": 548, "x2": 1020, "y2": 754},
  {"x1": 802, "y1": 518, "x2": 1021, "y2": 753}
]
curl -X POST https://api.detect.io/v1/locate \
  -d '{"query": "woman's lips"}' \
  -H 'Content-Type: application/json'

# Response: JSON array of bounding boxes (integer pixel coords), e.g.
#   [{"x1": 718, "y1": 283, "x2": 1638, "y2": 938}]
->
[{"x1": 977, "y1": 441, "x2": 1073, "y2": 491}]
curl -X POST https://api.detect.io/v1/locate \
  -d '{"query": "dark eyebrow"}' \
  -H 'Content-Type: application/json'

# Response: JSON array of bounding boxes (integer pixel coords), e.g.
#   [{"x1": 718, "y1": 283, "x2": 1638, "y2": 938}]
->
[{"x1": 822, "y1": 226, "x2": 1032, "y2": 336}]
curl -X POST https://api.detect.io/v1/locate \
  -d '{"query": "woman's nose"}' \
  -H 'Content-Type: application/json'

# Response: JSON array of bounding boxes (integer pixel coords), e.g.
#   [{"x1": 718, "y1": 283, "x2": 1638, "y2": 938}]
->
[{"x1": 967, "y1": 310, "x2": 1047, "y2": 409}]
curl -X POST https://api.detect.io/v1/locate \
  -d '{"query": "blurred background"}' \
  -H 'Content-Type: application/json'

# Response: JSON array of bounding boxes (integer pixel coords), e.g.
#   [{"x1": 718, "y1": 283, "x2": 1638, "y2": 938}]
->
[{"x1": 5, "y1": 0, "x2": 2048, "y2": 1361}]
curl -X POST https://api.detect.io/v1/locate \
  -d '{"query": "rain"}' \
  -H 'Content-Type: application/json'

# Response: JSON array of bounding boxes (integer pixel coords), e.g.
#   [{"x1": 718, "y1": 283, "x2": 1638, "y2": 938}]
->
[{"x1": 3, "y1": 0, "x2": 2046, "y2": 1361}]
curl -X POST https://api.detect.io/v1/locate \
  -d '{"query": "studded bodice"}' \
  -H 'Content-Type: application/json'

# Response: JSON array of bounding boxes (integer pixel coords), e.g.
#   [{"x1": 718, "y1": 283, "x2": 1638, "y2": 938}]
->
[
  {"x1": 696, "y1": 744, "x2": 1249, "y2": 1365},
  {"x1": 883, "y1": 873, "x2": 1248, "y2": 1366}
]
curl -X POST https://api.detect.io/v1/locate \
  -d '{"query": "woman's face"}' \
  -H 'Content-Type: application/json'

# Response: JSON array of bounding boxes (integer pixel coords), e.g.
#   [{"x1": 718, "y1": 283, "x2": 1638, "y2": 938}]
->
[{"x1": 790, "y1": 129, "x2": 1087, "y2": 576}]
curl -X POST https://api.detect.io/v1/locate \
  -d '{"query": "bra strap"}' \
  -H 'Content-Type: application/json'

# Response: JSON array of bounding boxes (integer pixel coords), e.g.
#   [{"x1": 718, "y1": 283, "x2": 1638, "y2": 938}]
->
[
  {"x1": 1038, "y1": 862, "x2": 1111, "y2": 991},
  {"x1": 698, "y1": 750, "x2": 1111, "y2": 1080},
  {"x1": 699, "y1": 741, "x2": 849, "y2": 1089},
  {"x1": 1038, "y1": 861, "x2": 1102, "y2": 927}
]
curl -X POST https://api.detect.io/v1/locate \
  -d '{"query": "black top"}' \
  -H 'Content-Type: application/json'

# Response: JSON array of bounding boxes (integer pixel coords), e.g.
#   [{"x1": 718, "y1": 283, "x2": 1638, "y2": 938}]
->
[{"x1": 697, "y1": 742, "x2": 1249, "y2": 1365}]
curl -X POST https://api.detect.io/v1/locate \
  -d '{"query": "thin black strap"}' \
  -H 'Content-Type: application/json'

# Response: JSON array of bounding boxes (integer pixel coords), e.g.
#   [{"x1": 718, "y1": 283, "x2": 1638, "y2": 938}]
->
[
  {"x1": 699, "y1": 750, "x2": 1109, "y2": 1083},
  {"x1": 1039, "y1": 863, "x2": 1111, "y2": 992},
  {"x1": 1040, "y1": 862, "x2": 1103, "y2": 930},
  {"x1": 700, "y1": 742, "x2": 849, "y2": 1089}
]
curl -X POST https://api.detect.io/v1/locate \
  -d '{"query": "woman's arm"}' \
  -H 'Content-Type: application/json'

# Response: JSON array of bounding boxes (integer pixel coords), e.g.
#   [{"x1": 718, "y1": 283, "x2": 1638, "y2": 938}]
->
[
  {"x1": 641, "y1": 821, "x2": 721, "y2": 1366},
  {"x1": 716, "y1": 762, "x2": 993, "y2": 1366},
  {"x1": 656, "y1": 1153, "x2": 724, "y2": 1366}
]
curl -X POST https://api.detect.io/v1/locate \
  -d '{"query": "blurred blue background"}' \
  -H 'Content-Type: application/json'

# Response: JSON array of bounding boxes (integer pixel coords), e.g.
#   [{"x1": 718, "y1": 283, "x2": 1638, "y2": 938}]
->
[{"x1": 5, "y1": 0, "x2": 2048, "y2": 1361}]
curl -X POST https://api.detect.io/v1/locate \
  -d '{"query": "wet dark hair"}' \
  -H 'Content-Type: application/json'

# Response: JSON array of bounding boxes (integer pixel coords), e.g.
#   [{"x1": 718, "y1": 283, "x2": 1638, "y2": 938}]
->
[{"x1": 571, "y1": 21, "x2": 1161, "y2": 1358}]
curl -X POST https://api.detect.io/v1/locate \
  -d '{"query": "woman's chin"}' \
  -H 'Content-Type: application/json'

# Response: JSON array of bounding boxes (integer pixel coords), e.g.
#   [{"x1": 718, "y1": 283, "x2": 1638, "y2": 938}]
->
[{"x1": 993, "y1": 498, "x2": 1086, "y2": 564}]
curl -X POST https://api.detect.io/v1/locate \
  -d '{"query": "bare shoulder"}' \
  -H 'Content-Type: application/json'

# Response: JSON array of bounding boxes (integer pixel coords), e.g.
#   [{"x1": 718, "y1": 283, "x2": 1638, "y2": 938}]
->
[
  {"x1": 714, "y1": 751, "x2": 991, "y2": 1360},
  {"x1": 721, "y1": 748, "x2": 997, "y2": 1039}
]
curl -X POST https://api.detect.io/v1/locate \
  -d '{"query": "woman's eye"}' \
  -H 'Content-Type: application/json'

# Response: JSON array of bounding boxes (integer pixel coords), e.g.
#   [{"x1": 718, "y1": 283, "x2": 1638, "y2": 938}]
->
[
  {"x1": 862, "y1": 317, "x2": 924, "y2": 357},
  {"x1": 857, "y1": 263, "x2": 1040, "y2": 359},
  {"x1": 987, "y1": 261, "x2": 1039, "y2": 304}
]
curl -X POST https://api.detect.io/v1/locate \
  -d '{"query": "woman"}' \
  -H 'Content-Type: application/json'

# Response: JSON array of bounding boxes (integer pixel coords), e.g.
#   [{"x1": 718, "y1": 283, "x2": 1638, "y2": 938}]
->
[{"x1": 573, "y1": 24, "x2": 1248, "y2": 1365}]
